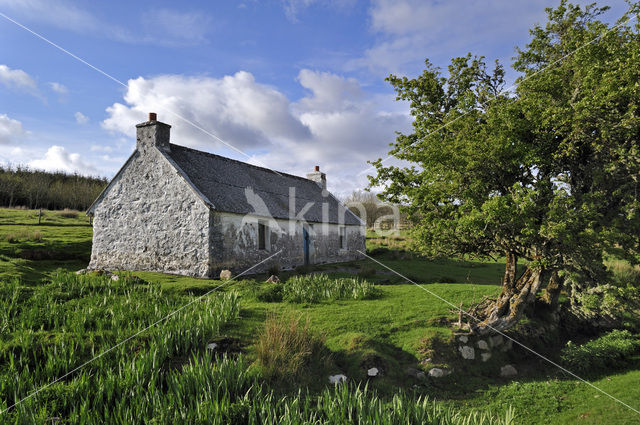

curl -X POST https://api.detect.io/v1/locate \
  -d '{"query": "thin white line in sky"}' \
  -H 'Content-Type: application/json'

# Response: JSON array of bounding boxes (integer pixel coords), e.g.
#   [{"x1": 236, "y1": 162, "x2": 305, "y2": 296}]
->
[
  {"x1": 357, "y1": 13, "x2": 636, "y2": 176},
  {"x1": 0, "y1": 11, "x2": 283, "y2": 177}
]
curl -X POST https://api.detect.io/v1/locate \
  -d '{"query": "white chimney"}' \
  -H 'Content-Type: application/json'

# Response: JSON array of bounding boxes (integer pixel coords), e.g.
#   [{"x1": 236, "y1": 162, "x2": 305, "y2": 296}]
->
[{"x1": 306, "y1": 165, "x2": 326, "y2": 190}]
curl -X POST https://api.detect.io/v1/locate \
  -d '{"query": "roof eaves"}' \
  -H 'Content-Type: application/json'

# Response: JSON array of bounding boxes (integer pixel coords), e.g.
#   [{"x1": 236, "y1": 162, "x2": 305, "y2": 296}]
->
[{"x1": 86, "y1": 150, "x2": 138, "y2": 215}]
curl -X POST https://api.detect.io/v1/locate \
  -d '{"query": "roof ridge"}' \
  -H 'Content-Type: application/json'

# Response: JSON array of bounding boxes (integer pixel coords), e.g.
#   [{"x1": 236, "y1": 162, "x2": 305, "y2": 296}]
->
[{"x1": 168, "y1": 143, "x2": 313, "y2": 183}]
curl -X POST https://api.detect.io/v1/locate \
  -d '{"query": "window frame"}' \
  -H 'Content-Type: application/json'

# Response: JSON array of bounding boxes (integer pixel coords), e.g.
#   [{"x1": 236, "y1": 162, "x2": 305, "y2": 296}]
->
[{"x1": 258, "y1": 221, "x2": 267, "y2": 250}]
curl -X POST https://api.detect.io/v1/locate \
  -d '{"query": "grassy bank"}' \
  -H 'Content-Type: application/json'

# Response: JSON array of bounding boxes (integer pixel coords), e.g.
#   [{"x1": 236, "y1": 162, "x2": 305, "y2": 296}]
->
[{"x1": 1, "y1": 208, "x2": 640, "y2": 423}]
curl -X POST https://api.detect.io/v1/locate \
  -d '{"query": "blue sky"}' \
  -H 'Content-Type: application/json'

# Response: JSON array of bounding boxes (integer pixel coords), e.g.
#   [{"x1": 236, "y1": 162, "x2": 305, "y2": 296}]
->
[{"x1": 0, "y1": 0, "x2": 629, "y2": 195}]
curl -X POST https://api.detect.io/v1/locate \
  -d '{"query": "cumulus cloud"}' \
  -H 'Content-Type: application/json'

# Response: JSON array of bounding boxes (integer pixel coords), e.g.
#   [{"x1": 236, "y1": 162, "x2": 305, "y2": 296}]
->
[
  {"x1": 103, "y1": 72, "x2": 311, "y2": 150},
  {"x1": 28, "y1": 145, "x2": 97, "y2": 175},
  {"x1": 102, "y1": 69, "x2": 410, "y2": 195},
  {"x1": 48, "y1": 82, "x2": 68, "y2": 95},
  {"x1": 75, "y1": 112, "x2": 89, "y2": 124},
  {"x1": 0, "y1": 64, "x2": 38, "y2": 94},
  {"x1": 0, "y1": 114, "x2": 26, "y2": 145}
]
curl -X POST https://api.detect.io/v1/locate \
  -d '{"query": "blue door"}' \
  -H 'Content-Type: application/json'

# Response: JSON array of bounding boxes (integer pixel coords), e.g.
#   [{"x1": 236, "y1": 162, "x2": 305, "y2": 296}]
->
[{"x1": 303, "y1": 227, "x2": 310, "y2": 265}]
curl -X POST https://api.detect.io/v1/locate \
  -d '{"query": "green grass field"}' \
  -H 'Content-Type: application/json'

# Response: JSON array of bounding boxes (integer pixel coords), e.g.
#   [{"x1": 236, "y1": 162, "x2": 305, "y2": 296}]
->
[{"x1": 1, "y1": 208, "x2": 639, "y2": 424}]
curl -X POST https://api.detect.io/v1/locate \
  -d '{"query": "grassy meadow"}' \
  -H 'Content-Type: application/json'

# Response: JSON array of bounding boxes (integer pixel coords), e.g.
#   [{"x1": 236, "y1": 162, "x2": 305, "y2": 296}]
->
[{"x1": 1, "y1": 208, "x2": 639, "y2": 424}]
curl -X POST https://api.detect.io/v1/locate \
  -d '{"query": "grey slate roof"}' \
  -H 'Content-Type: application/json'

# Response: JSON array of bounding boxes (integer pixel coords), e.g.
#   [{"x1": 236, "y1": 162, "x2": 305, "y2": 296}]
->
[{"x1": 167, "y1": 144, "x2": 362, "y2": 225}]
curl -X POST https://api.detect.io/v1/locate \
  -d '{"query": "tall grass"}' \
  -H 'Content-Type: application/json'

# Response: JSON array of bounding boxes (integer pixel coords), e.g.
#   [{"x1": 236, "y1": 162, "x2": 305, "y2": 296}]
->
[
  {"x1": 3, "y1": 228, "x2": 43, "y2": 243},
  {"x1": 254, "y1": 314, "x2": 331, "y2": 382},
  {"x1": 0, "y1": 271, "x2": 239, "y2": 423},
  {"x1": 283, "y1": 273, "x2": 380, "y2": 303},
  {"x1": 0, "y1": 271, "x2": 514, "y2": 424}
]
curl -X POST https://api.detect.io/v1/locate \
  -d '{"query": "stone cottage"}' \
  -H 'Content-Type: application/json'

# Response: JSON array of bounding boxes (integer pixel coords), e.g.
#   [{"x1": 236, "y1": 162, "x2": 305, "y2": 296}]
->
[{"x1": 87, "y1": 113, "x2": 365, "y2": 277}]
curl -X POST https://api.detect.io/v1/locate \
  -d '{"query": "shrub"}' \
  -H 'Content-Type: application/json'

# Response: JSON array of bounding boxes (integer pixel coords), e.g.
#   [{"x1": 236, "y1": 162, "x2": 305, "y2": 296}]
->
[
  {"x1": 254, "y1": 313, "x2": 331, "y2": 382},
  {"x1": 561, "y1": 329, "x2": 640, "y2": 374},
  {"x1": 256, "y1": 283, "x2": 283, "y2": 302},
  {"x1": 267, "y1": 263, "x2": 281, "y2": 277},
  {"x1": 59, "y1": 208, "x2": 79, "y2": 218},
  {"x1": 357, "y1": 266, "x2": 376, "y2": 278},
  {"x1": 283, "y1": 274, "x2": 380, "y2": 303},
  {"x1": 295, "y1": 264, "x2": 311, "y2": 275},
  {"x1": 4, "y1": 229, "x2": 44, "y2": 243},
  {"x1": 366, "y1": 247, "x2": 388, "y2": 256}
]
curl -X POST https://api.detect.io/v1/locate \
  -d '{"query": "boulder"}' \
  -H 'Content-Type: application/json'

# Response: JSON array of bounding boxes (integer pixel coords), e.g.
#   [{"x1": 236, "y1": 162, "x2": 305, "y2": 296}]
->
[
  {"x1": 405, "y1": 367, "x2": 426, "y2": 380},
  {"x1": 458, "y1": 345, "x2": 475, "y2": 360},
  {"x1": 219, "y1": 270, "x2": 232, "y2": 280},
  {"x1": 489, "y1": 335, "x2": 504, "y2": 347},
  {"x1": 500, "y1": 364, "x2": 518, "y2": 378},
  {"x1": 428, "y1": 368, "x2": 451, "y2": 378},
  {"x1": 329, "y1": 374, "x2": 347, "y2": 385},
  {"x1": 266, "y1": 275, "x2": 280, "y2": 283},
  {"x1": 367, "y1": 367, "x2": 379, "y2": 377},
  {"x1": 501, "y1": 339, "x2": 513, "y2": 352}
]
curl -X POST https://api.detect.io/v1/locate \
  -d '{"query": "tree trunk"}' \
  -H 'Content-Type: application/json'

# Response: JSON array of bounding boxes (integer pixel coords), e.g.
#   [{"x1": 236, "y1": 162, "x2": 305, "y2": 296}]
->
[
  {"x1": 541, "y1": 270, "x2": 563, "y2": 310},
  {"x1": 473, "y1": 264, "x2": 544, "y2": 334}
]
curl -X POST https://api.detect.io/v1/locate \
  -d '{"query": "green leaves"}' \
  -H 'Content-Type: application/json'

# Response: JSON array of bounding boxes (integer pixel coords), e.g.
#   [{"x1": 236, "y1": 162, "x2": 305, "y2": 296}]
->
[{"x1": 372, "y1": 1, "x2": 640, "y2": 284}]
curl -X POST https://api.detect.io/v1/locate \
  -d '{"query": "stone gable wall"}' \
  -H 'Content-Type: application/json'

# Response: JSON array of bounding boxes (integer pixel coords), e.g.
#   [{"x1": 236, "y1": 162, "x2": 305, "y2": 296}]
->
[{"x1": 89, "y1": 148, "x2": 211, "y2": 277}]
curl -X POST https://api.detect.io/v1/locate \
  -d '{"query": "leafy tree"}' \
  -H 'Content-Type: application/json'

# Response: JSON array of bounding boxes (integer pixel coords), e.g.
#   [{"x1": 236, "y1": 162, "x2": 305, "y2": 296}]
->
[{"x1": 370, "y1": 1, "x2": 640, "y2": 332}]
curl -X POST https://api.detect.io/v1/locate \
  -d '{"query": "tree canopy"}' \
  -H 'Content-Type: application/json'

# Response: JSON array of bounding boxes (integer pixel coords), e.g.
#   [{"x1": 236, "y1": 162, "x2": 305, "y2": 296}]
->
[{"x1": 370, "y1": 1, "x2": 640, "y2": 331}]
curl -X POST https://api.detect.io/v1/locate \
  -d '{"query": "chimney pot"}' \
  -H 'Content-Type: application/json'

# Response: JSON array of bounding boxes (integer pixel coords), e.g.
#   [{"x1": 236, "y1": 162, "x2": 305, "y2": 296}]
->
[
  {"x1": 149, "y1": 112, "x2": 157, "y2": 121},
  {"x1": 306, "y1": 167, "x2": 326, "y2": 190}
]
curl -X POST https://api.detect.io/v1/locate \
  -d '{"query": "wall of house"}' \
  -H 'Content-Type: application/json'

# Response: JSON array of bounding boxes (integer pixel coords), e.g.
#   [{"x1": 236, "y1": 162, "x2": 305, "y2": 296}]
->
[
  {"x1": 89, "y1": 148, "x2": 212, "y2": 277},
  {"x1": 209, "y1": 211, "x2": 366, "y2": 275}
]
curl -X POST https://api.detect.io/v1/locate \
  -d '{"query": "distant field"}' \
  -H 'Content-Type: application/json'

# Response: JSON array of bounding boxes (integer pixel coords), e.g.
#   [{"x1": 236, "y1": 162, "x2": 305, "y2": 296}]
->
[{"x1": 1, "y1": 208, "x2": 639, "y2": 424}]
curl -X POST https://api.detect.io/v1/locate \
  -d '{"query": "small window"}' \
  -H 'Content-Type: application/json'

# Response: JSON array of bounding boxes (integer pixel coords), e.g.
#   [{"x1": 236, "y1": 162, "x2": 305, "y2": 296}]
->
[
  {"x1": 339, "y1": 226, "x2": 346, "y2": 249},
  {"x1": 258, "y1": 222, "x2": 267, "y2": 250}
]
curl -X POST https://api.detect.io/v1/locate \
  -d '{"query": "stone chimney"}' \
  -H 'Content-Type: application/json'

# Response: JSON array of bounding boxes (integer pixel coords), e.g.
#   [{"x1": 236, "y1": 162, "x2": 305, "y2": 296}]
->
[
  {"x1": 136, "y1": 112, "x2": 171, "y2": 152},
  {"x1": 306, "y1": 165, "x2": 326, "y2": 190}
]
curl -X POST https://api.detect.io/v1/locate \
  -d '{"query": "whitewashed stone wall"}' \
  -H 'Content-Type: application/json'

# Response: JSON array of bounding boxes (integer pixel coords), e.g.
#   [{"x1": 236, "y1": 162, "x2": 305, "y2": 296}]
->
[
  {"x1": 89, "y1": 147, "x2": 211, "y2": 277},
  {"x1": 210, "y1": 212, "x2": 365, "y2": 274}
]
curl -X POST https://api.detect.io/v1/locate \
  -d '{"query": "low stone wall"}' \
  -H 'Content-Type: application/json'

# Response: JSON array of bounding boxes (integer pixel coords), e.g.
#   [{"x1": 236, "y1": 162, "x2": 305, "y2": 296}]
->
[{"x1": 455, "y1": 333, "x2": 513, "y2": 362}]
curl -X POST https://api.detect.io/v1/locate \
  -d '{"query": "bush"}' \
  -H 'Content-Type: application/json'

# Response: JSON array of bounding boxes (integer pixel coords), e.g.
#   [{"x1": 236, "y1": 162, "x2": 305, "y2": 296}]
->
[
  {"x1": 254, "y1": 313, "x2": 331, "y2": 382},
  {"x1": 267, "y1": 263, "x2": 281, "y2": 277},
  {"x1": 283, "y1": 274, "x2": 380, "y2": 303},
  {"x1": 357, "y1": 266, "x2": 376, "y2": 278},
  {"x1": 295, "y1": 264, "x2": 311, "y2": 275},
  {"x1": 561, "y1": 330, "x2": 640, "y2": 374},
  {"x1": 256, "y1": 283, "x2": 283, "y2": 302},
  {"x1": 59, "y1": 208, "x2": 79, "y2": 218},
  {"x1": 4, "y1": 229, "x2": 43, "y2": 243}
]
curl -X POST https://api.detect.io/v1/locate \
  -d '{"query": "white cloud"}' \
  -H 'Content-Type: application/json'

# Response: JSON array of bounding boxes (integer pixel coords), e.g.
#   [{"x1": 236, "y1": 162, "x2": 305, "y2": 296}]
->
[
  {"x1": 0, "y1": 114, "x2": 26, "y2": 145},
  {"x1": 102, "y1": 69, "x2": 410, "y2": 195},
  {"x1": 0, "y1": 64, "x2": 38, "y2": 94},
  {"x1": 103, "y1": 72, "x2": 311, "y2": 150},
  {"x1": 75, "y1": 112, "x2": 89, "y2": 124},
  {"x1": 0, "y1": 0, "x2": 211, "y2": 46},
  {"x1": 28, "y1": 145, "x2": 97, "y2": 175},
  {"x1": 141, "y1": 9, "x2": 212, "y2": 46},
  {"x1": 90, "y1": 145, "x2": 113, "y2": 153},
  {"x1": 49, "y1": 82, "x2": 68, "y2": 95},
  {"x1": 281, "y1": 0, "x2": 356, "y2": 21},
  {"x1": 349, "y1": 0, "x2": 569, "y2": 76}
]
